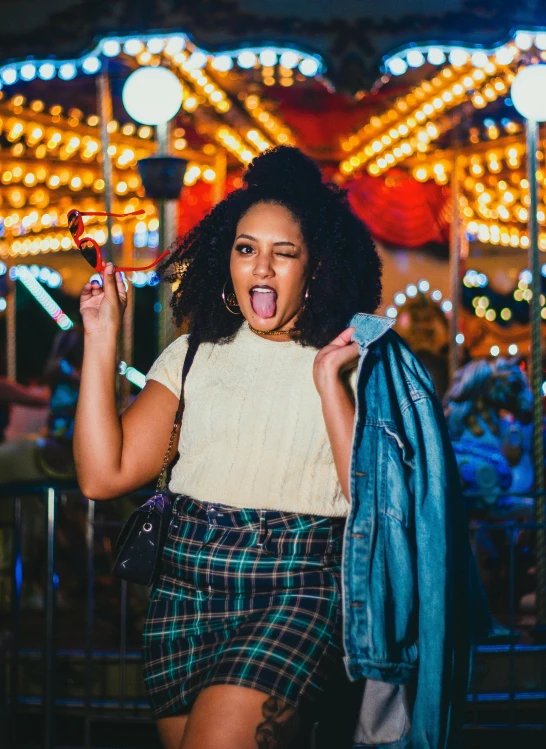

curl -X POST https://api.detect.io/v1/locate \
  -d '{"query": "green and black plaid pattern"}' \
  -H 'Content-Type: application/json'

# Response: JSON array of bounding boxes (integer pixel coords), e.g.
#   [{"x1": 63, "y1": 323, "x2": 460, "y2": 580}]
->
[{"x1": 142, "y1": 495, "x2": 345, "y2": 719}]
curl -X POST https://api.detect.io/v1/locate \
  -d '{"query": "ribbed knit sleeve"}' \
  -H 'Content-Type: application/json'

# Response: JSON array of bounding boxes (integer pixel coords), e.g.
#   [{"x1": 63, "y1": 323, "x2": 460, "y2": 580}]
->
[{"x1": 145, "y1": 334, "x2": 190, "y2": 398}]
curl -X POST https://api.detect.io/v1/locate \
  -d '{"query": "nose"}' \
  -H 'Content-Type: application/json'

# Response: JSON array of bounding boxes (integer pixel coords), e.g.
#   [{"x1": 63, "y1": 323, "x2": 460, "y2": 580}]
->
[{"x1": 252, "y1": 254, "x2": 275, "y2": 277}]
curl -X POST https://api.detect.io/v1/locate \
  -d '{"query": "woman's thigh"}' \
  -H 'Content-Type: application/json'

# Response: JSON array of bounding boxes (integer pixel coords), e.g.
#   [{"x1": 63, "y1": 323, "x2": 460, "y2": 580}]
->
[
  {"x1": 179, "y1": 684, "x2": 307, "y2": 749},
  {"x1": 157, "y1": 714, "x2": 190, "y2": 749}
]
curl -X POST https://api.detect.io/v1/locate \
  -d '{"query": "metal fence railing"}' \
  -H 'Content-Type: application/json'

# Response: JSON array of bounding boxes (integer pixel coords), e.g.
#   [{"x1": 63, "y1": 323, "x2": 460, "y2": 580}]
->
[{"x1": 0, "y1": 483, "x2": 545, "y2": 748}]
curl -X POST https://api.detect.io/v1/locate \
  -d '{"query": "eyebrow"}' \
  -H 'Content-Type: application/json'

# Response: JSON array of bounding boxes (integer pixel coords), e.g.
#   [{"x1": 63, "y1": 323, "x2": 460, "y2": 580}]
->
[{"x1": 236, "y1": 233, "x2": 297, "y2": 248}]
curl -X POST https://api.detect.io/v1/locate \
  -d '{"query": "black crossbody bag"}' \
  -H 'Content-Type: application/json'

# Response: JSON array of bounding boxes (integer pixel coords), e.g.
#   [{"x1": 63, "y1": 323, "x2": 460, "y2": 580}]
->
[{"x1": 112, "y1": 336, "x2": 199, "y2": 586}]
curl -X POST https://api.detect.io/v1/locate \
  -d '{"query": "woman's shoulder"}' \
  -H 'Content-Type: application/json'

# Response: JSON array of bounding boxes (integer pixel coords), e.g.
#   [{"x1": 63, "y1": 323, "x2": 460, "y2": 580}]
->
[{"x1": 145, "y1": 333, "x2": 191, "y2": 397}]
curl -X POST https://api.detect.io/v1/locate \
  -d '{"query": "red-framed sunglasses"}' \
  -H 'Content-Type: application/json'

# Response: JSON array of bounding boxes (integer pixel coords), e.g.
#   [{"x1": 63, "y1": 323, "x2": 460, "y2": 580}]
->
[{"x1": 67, "y1": 208, "x2": 169, "y2": 272}]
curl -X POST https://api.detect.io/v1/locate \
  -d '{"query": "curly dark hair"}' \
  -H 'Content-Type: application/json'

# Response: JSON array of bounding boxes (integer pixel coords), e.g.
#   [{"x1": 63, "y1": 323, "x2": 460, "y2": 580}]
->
[{"x1": 158, "y1": 145, "x2": 383, "y2": 349}]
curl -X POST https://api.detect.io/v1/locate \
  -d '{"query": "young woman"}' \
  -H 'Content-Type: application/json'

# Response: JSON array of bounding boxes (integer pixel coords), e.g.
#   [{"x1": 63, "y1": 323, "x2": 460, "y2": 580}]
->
[{"x1": 74, "y1": 146, "x2": 383, "y2": 749}]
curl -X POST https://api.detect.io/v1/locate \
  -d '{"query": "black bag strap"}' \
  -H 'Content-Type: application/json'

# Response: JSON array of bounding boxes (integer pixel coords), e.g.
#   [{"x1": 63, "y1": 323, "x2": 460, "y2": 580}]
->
[{"x1": 155, "y1": 334, "x2": 199, "y2": 493}]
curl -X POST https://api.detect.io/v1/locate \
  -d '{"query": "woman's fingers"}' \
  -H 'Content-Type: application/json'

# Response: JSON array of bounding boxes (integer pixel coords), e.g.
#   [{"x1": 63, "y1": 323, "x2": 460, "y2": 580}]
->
[
  {"x1": 328, "y1": 326, "x2": 356, "y2": 348},
  {"x1": 115, "y1": 271, "x2": 128, "y2": 303},
  {"x1": 101, "y1": 263, "x2": 121, "y2": 304},
  {"x1": 81, "y1": 282, "x2": 93, "y2": 299}
]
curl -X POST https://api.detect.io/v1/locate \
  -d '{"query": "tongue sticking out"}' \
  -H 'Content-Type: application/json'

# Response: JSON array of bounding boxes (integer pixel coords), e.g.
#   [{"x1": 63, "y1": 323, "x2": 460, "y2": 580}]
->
[{"x1": 250, "y1": 290, "x2": 277, "y2": 318}]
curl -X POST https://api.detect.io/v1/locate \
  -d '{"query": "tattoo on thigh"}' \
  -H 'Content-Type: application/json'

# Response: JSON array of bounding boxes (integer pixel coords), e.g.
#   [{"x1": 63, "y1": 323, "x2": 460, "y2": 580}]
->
[{"x1": 255, "y1": 696, "x2": 299, "y2": 748}]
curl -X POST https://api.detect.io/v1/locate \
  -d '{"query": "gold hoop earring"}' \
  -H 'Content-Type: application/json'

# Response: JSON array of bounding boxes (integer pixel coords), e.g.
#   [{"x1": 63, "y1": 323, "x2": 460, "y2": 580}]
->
[{"x1": 222, "y1": 278, "x2": 242, "y2": 315}]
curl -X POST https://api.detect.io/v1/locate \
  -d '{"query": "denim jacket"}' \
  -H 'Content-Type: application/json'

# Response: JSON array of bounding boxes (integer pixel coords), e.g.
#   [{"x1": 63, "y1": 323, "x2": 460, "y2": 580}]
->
[{"x1": 343, "y1": 312, "x2": 493, "y2": 749}]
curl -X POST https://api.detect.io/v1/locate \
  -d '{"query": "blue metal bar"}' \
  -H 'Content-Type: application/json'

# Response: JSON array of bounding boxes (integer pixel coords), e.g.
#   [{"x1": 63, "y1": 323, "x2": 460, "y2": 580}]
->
[
  {"x1": 508, "y1": 523, "x2": 516, "y2": 727},
  {"x1": 10, "y1": 495, "x2": 22, "y2": 748},
  {"x1": 43, "y1": 487, "x2": 57, "y2": 749},
  {"x1": 84, "y1": 499, "x2": 95, "y2": 749}
]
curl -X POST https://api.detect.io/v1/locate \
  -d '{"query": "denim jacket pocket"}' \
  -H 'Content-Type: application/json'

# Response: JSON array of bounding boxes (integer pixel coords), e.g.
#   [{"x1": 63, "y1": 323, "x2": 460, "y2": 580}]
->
[{"x1": 381, "y1": 424, "x2": 414, "y2": 529}]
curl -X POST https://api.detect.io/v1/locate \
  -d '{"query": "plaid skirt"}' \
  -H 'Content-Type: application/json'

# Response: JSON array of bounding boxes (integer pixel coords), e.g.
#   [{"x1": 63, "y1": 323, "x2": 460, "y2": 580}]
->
[{"x1": 142, "y1": 494, "x2": 345, "y2": 719}]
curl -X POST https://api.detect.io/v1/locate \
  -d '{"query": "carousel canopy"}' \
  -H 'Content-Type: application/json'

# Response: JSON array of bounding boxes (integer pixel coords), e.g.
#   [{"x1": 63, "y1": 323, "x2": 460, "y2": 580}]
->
[
  {"x1": 2, "y1": 0, "x2": 544, "y2": 93},
  {"x1": 3, "y1": 1, "x2": 546, "y2": 364},
  {"x1": 2, "y1": 2, "x2": 546, "y2": 293}
]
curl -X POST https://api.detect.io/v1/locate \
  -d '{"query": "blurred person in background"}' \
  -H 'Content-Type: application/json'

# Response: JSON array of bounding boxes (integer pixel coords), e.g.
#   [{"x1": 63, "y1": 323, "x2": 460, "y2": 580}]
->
[{"x1": 0, "y1": 325, "x2": 83, "y2": 484}]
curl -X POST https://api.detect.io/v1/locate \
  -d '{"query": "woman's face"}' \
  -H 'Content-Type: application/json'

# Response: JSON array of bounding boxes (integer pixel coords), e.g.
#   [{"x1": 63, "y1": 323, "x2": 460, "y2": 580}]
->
[{"x1": 230, "y1": 202, "x2": 309, "y2": 338}]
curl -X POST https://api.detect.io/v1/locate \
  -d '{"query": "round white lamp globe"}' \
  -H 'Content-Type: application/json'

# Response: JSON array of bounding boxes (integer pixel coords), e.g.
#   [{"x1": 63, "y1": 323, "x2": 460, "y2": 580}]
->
[
  {"x1": 510, "y1": 65, "x2": 546, "y2": 122},
  {"x1": 122, "y1": 66, "x2": 183, "y2": 126}
]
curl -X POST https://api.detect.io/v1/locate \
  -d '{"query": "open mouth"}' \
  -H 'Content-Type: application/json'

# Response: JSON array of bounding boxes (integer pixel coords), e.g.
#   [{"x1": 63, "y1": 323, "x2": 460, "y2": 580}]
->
[{"x1": 250, "y1": 287, "x2": 278, "y2": 318}]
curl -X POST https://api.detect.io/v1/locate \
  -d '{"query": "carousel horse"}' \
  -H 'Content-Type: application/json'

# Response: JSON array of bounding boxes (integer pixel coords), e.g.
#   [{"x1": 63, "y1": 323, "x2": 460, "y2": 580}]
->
[{"x1": 443, "y1": 356, "x2": 534, "y2": 516}]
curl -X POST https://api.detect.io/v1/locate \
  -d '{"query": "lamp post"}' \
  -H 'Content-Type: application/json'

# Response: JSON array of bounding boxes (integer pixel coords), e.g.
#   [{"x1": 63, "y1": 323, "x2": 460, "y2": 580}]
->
[
  {"x1": 122, "y1": 66, "x2": 188, "y2": 352},
  {"x1": 511, "y1": 64, "x2": 546, "y2": 632}
]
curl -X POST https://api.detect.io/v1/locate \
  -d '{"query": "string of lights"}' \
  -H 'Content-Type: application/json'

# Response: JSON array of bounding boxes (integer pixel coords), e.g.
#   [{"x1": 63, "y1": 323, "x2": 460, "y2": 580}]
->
[{"x1": 15, "y1": 265, "x2": 73, "y2": 329}]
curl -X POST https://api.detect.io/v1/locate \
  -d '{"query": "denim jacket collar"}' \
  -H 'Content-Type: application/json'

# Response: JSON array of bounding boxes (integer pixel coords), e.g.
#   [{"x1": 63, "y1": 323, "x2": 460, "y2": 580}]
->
[{"x1": 347, "y1": 312, "x2": 396, "y2": 350}]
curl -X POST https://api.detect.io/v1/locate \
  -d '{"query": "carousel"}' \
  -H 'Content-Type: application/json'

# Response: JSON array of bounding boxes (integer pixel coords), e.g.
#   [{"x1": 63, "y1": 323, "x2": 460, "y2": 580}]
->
[{"x1": 1, "y1": 4, "x2": 546, "y2": 744}]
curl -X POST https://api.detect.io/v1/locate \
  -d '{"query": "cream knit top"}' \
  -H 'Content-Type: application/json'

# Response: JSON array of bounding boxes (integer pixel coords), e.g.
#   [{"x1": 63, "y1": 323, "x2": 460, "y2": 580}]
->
[{"x1": 145, "y1": 319, "x2": 358, "y2": 517}]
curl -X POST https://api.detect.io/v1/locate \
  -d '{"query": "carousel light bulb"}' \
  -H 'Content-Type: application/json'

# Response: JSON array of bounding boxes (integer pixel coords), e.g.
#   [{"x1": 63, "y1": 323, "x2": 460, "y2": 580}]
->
[
  {"x1": 449, "y1": 48, "x2": 469, "y2": 66},
  {"x1": 1, "y1": 67, "x2": 17, "y2": 85},
  {"x1": 407, "y1": 50, "x2": 425, "y2": 68},
  {"x1": 259, "y1": 49, "x2": 278, "y2": 67},
  {"x1": 82, "y1": 56, "x2": 101, "y2": 74},
  {"x1": 387, "y1": 57, "x2": 407, "y2": 76},
  {"x1": 299, "y1": 57, "x2": 319, "y2": 76},
  {"x1": 514, "y1": 32, "x2": 533, "y2": 50},
  {"x1": 20, "y1": 64, "x2": 37, "y2": 81},
  {"x1": 427, "y1": 48, "x2": 446, "y2": 65},
  {"x1": 165, "y1": 36, "x2": 186, "y2": 55},
  {"x1": 211, "y1": 55, "x2": 233, "y2": 72},
  {"x1": 122, "y1": 66, "x2": 183, "y2": 125},
  {"x1": 280, "y1": 51, "x2": 299, "y2": 69},
  {"x1": 238, "y1": 51, "x2": 257, "y2": 69},
  {"x1": 124, "y1": 39, "x2": 144, "y2": 56},
  {"x1": 496, "y1": 46, "x2": 515, "y2": 65},
  {"x1": 471, "y1": 51, "x2": 489, "y2": 68},
  {"x1": 511, "y1": 65, "x2": 546, "y2": 121},
  {"x1": 38, "y1": 63, "x2": 55, "y2": 80},
  {"x1": 59, "y1": 63, "x2": 76, "y2": 80},
  {"x1": 535, "y1": 34, "x2": 546, "y2": 51},
  {"x1": 146, "y1": 37, "x2": 165, "y2": 54},
  {"x1": 187, "y1": 51, "x2": 207, "y2": 68},
  {"x1": 103, "y1": 40, "x2": 121, "y2": 57}
]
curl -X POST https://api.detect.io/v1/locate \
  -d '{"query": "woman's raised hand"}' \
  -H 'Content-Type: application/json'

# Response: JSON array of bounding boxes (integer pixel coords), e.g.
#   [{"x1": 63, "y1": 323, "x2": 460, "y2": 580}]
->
[
  {"x1": 79, "y1": 263, "x2": 128, "y2": 336},
  {"x1": 313, "y1": 326, "x2": 359, "y2": 396}
]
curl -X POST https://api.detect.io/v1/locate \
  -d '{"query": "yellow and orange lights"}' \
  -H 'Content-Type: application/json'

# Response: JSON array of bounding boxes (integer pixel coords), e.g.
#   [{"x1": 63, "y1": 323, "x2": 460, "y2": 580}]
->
[
  {"x1": 339, "y1": 53, "x2": 519, "y2": 178},
  {"x1": 169, "y1": 49, "x2": 231, "y2": 115},
  {"x1": 216, "y1": 126, "x2": 257, "y2": 164},
  {"x1": 410, "y1": 140, "x2": 546, "y2": 250},
  {"x1": 0, "y1": 204, "x2": 159, "y2": 259},
  {"x1": 244, "y1": 95, "x2": 294, "y2": 145}
]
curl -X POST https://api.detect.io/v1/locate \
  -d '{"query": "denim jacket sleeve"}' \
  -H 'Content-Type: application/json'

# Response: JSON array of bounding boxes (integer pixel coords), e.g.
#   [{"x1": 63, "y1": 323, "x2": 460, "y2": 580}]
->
[{"x1": 403, "y1": 392, "x2": 476, "y2": 749}]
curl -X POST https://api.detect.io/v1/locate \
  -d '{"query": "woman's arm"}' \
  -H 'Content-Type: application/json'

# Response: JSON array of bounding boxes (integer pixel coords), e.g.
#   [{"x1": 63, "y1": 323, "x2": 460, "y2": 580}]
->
[
  {"x1": 319, "y1": 378, "x2": 355, "y2": 502},
  {"x1": 73, "y1": 264, "x2": 180, "y2": 500},
  {"x1": 313, "y1": 325, "x2": 359, "y2": 503},
  {"x1": 0, "y1": 379, "x2": 50, "y2": 407}
]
